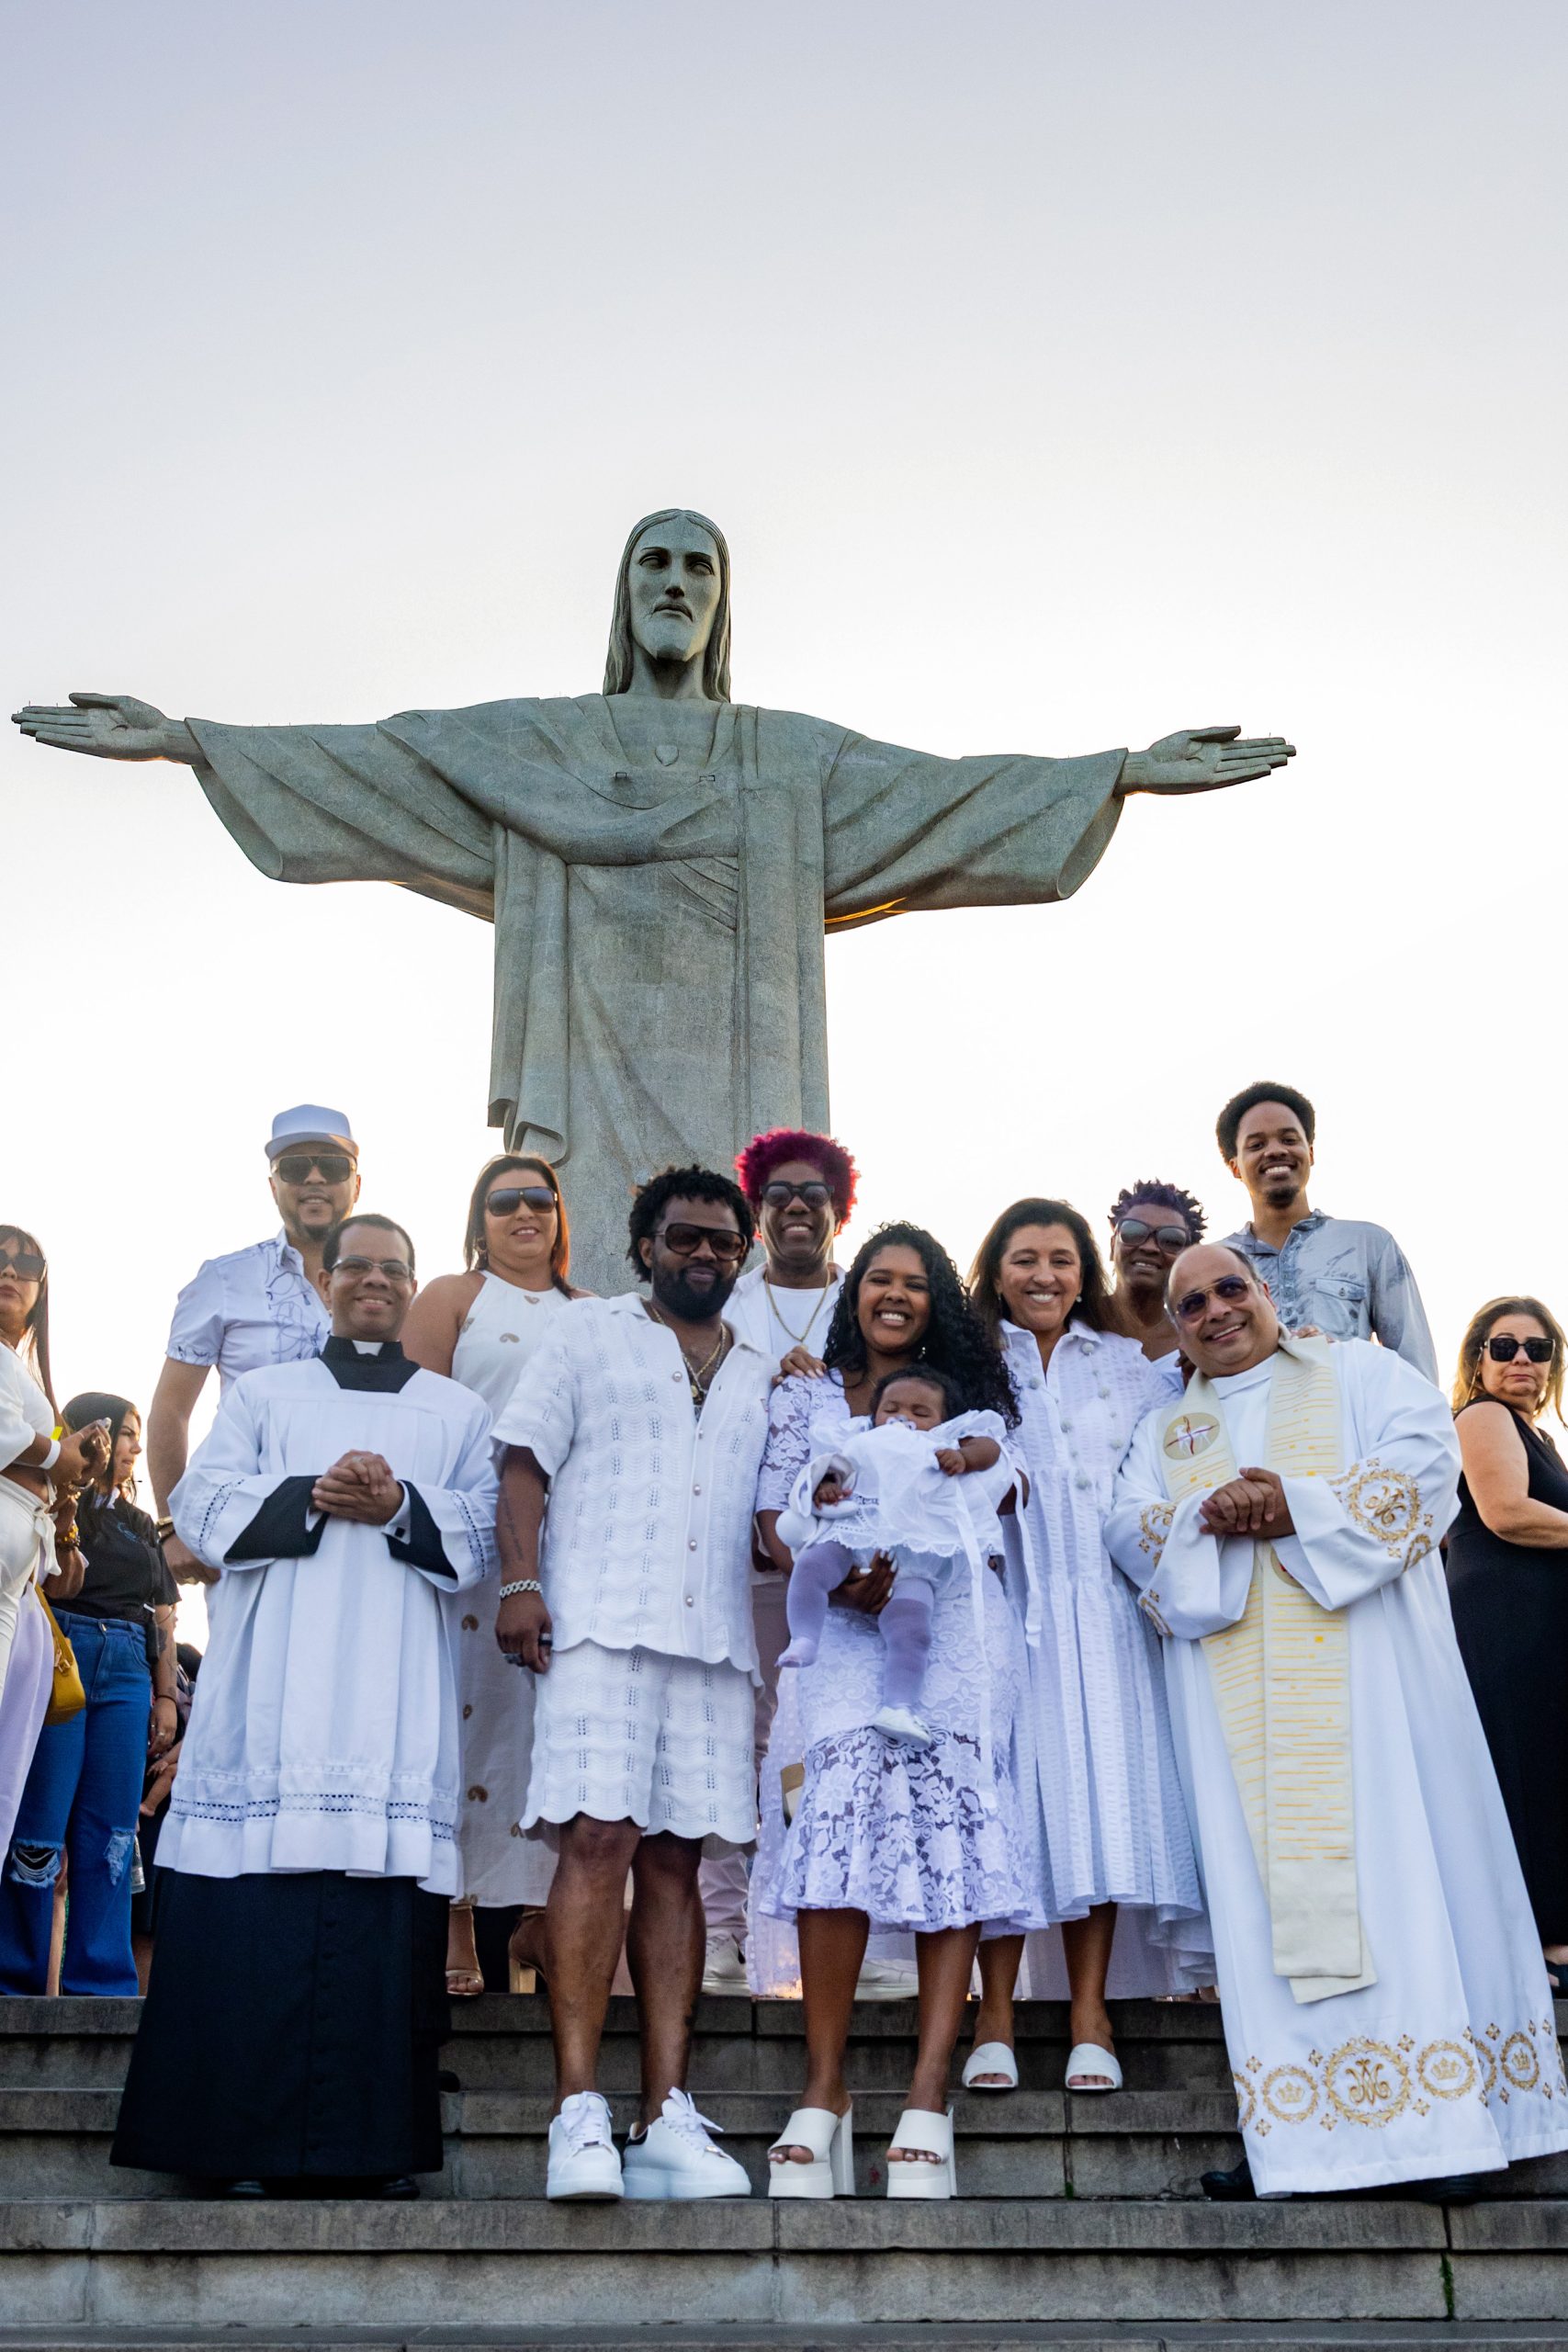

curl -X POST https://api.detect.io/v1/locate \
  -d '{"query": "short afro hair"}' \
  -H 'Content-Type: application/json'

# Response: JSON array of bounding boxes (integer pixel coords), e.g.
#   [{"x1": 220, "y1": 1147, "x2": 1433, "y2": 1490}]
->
[
  {"x1": 1216, "y1": 1081, "x2": 1316, "y2": 1163},
  {"x1": 734, "y1": 1128, "x2": 857, "y2": 1224},
  {"x1": 322, "y1": 1211, "x2": 416, "y2": 1274},
  {"x1": 626, "y1": 1165, "x2": 755, "y2": 1272},
  {"x1": 1109, "y1": 1180, "x2": 1206, "y2": 1243}
]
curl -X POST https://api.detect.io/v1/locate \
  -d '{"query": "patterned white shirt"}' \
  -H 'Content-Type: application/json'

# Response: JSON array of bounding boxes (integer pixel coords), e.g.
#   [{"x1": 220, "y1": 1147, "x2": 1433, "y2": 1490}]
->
[
  {"x1": 491, "y1": 1291, "x2": 773, "y2": 1678},
  {"x1": 164, "y1": 1231, "x2": 330, "y2": 1393}
]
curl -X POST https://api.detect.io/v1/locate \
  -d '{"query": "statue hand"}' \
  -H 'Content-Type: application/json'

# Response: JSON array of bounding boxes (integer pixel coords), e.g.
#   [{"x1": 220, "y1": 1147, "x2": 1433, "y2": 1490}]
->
[
  {"x1": 11, "y1": 693, "x2": 195, "y2": 763},
  {"x1": 1121, "y1": 726, "x2": 1294, "y2": 797}
]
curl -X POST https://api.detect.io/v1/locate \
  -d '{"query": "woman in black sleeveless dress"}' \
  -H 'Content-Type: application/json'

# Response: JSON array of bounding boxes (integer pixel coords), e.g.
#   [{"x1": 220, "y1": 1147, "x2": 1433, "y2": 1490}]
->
[{"x1": 1447, "y1": 1295, "x2": 1568, "y2": 1988}]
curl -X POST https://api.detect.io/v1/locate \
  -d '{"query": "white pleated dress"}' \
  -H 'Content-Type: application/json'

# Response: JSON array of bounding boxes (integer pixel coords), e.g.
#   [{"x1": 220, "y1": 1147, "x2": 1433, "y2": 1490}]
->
[
  {"x1": 1003, "y1": 1320, "x2": 1213, "y2": 1996},
  {"x1": 448, "y1": 1273, "x2": 573, "y2": 1907}
]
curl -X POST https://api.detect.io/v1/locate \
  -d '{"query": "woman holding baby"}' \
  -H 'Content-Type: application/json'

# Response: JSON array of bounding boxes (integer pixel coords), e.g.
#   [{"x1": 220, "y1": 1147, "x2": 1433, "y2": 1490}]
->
[{"x1": 755, "y1": 1221, "x2": 1044, "y2": 2201}]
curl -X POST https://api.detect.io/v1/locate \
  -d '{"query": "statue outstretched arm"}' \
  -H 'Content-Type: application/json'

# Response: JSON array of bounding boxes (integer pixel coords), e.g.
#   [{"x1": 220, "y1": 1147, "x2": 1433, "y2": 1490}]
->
[
  {"x1": 1120, "y1": 725, "x2": 1294, "y2": 795},
  {"x1": 12, "y1": 694, "x2": 199, "y2": 763}
]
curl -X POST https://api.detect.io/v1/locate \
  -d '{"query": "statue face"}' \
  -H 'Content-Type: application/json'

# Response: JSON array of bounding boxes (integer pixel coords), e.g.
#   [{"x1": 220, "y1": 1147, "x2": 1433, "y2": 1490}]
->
[{"x1": 627, "y1": 514, "x2": 722, "y2": 673}]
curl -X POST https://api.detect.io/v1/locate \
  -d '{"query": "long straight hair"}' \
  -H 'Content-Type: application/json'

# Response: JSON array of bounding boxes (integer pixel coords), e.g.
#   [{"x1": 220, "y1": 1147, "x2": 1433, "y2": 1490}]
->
[
  {"x1": 0, "y1": 1225, "x2": 53, "y2": 1410},
  {"x1": 465, "y1": 1154, "x2": 572, "y2": 1295},
  {"x1": 968, "y1": 1197, "x2": 1111, "y2": 1343},
  {"x1": 602, "y1": 509, "x2": 732, "y2": 701}
]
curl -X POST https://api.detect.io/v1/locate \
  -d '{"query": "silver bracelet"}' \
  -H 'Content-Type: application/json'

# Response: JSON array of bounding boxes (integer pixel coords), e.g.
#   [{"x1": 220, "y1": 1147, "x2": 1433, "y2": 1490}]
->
[{"x1": 498, "y1": 1578, "x2": 543, "y2": 1600}]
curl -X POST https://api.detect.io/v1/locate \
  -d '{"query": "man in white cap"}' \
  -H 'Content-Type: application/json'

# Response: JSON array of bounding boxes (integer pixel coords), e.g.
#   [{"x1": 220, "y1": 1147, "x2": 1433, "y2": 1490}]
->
[{"x1": 146, "y1": 1106, "x2": 361, "y2": 1582}]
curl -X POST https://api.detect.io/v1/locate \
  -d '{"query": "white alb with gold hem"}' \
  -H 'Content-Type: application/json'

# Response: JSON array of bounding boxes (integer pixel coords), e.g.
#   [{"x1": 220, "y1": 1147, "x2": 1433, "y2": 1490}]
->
[{"x1": 1107, "y1": 1338, "x2": 1568, "y2": 2195}]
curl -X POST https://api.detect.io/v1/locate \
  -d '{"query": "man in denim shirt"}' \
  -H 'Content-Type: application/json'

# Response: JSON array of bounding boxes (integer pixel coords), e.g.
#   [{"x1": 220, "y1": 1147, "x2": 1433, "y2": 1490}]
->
[{"x1": 1216, "y1": 1081, "x2": 1438, "y2": 1385}]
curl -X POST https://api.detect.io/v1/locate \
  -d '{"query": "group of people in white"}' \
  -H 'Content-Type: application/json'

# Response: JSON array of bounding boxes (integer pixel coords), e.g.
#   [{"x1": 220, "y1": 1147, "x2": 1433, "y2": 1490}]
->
[{"x1": 3, "y1": 1079, "x2": 1563, "y2": 2211}]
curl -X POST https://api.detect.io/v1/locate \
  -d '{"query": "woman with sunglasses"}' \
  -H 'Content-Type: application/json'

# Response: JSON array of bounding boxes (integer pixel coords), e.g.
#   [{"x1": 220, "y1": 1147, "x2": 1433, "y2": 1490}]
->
[
  {"x1": 1447, "y1": 1297, "x2": 1568, "y2": 1993},
  {"x1": 1103, "y1": 1182, "x2": 1208, "y2": 1366},
  {"x1": 0, "y1": 1231, "x2": 107, "y2": 1860},
  {"x1": 963, "y1": 1200, "x2": 1209, "y2": 2098},
  {"x1": 402, "y1": 1156, "x2": 588, "y2": 1999},
  {"x1": 0, "y1": 1392, "x2": 177, "y2": 1996}
]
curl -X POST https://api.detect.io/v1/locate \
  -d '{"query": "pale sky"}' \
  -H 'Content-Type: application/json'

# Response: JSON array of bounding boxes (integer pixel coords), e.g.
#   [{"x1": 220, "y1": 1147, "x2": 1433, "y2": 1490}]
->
[{"x1": 5, "y1": 0, "x2": 1565, "y2": 1623}]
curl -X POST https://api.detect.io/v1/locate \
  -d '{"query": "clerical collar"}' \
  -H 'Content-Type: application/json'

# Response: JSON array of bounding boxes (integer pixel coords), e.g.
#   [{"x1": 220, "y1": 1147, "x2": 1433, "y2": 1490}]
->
[{"x1": 320, "y1": 1335, "x2": 420, "y2": 1392}]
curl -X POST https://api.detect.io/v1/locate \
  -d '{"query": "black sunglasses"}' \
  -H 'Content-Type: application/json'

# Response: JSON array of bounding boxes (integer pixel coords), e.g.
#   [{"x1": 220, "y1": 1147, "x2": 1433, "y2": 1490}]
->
[
  {"x1": 761, "y1": 1180, "x2": 833, "y2": 1210},
  {"x1": 1486, "y1": 1334, "x2": 1555, "y2": 1364},
  {"x1": 1115, "y1": 1216, "x2": 1190, "y2": 1254},
  {"x1": 660, "y1": 1221, "x2": 748, "y2": 1265},
  {"x1": 273, "y1": 1152, "x2": 356, "y2": 1186},
  {"x1": 486, "y1": 1186, "x2": 558, "y2": 1218},
  {"x1": 1171, "y1": 1273, "x2": 1253, "y2": 1326},
  {"x1": 0, "y1": 1249, "x2": 46, "y2": 1283}
]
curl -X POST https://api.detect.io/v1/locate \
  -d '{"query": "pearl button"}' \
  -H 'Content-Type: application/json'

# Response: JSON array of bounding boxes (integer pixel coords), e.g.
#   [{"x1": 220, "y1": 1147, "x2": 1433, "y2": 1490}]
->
[
  {"x1": 684, "y1": 1594, "x2": 694, "y2": 1607},
  {"x1": 693, "y1": 1483, "x2": 702, "y2": 1495},
  {"x1": 1076, "y1": 1473, "x2": 1091, "y2": 1490},
  {"x1": 671, "y1": 1372, "x2": 682, "y2": 1383},
  {"x1": 689, "y1": 1539, "x2": 698, "y2": 1551}
]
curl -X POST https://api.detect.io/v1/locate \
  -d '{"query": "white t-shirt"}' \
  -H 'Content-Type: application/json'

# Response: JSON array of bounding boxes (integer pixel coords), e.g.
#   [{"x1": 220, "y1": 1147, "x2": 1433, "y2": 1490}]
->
[{"x1": 726, "y1": 1262, "x2": 843, "y2": 1374}]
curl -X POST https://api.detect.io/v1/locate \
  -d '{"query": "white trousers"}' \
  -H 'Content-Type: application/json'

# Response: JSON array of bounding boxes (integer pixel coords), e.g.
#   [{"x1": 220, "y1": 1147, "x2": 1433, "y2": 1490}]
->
[{"x1": 0, "y1": 1476, "x2": 51, "y2": 1709}]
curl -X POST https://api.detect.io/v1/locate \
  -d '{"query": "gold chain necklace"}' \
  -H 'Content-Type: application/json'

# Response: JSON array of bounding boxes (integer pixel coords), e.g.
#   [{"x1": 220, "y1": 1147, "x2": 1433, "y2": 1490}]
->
[
  {"x1": 646, "y1": 1301, "x2": 728, "y2": 1407},
  {"x1": 762, "y1": 1273, "x2": 833, "y2": 1350}
]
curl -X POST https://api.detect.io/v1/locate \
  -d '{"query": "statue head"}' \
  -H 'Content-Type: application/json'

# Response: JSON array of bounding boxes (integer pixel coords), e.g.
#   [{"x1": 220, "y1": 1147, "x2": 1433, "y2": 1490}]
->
[{"x1": 604, "y1": 510, "x2": 732, "y2": 700}]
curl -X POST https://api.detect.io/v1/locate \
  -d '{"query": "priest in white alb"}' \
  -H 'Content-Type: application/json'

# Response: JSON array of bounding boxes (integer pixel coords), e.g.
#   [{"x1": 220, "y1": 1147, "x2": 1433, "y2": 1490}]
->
[
  {"x1": 1106, "y1": 1243, "x2": 1568, "y2": 2199},
  {"x1": 112, "y1": 1213, "x2": 496, "y2": 2197}
]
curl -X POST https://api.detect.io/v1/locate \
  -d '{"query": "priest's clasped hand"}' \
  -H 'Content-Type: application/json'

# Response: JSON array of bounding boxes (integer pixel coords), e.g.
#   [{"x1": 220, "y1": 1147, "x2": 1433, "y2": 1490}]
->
[
  {"x1": 311, "y1": 1451, "x2": 405, "y2": 1525},
  {"x1": 1198, "y1": 1466, "x2": 1296, "y2": 1541}
]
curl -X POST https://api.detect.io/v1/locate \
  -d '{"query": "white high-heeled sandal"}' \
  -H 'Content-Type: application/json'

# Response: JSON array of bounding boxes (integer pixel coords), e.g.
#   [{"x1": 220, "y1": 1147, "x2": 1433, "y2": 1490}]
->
[
  {"x1": 885, "y1": 2105, "x2": 955, "y2": 2199},
  {"x1": 767, "y1": 2105, "x2": 854, "y2": 2199}
]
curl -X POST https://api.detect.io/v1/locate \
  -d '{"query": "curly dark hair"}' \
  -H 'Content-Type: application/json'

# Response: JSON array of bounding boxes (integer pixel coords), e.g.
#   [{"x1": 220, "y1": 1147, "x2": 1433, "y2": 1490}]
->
[
  {"x1": 626, "y1": 1165, "x2": 755, "y2": 1272},
  {"x1": 869, "y1": 1364, "x2": 970, "y2": 1422},
  {"x1": 969, "y1": 1199, "x2": 1110, "y2": 1340},
  {"x1": 822, "y1": 1221, "x2": 1017, "y2": 1426},
  {"x1": 1216, "y1": 1080, "x2": 1315, "y2": 1162},
  {"x1": 1109, "y1": 1180, "x2": 1207, "y2": 1244}
]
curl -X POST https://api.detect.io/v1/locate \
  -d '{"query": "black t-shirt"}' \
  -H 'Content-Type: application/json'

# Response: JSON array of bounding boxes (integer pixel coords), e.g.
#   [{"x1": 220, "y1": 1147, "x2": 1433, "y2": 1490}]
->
[{"x1": 69, "y1": 1495, "x2": 179, "y2": 1627}]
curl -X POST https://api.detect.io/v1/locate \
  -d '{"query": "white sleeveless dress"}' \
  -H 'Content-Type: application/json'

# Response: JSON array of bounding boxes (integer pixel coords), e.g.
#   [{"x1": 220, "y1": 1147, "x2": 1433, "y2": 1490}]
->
[{"x1": 448, "y1": 1272, "x2": 572, "y2": 1906}]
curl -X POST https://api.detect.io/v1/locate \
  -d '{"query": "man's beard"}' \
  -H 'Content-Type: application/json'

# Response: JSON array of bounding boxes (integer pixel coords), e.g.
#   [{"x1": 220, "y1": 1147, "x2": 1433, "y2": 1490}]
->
[{"x1": 651, "y1": 1260, "x2": 737, "y2": 1322}]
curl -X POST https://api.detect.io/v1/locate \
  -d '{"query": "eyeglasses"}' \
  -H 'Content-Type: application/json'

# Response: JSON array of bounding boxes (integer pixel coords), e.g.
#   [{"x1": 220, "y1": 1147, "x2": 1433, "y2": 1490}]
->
[
  {"x1": 332, "y1": 1255, "x2": 414, "y2": 1284},
  {"x1": 0, "y1": 1249, "x2": 45, "y2": 1283},
  {"x1": 1486, "y1": 1334, "x2": 1555, "y2": 1364},
  {"x1": 1171, "y1": 1273, "x2": 1253, "y2": 1326},
  {"x1": 761, "y1": 1181, "x2": 833, "y2": 1211},
  {"x1": 486, "y1": 1186, "x2": 558, "y2": 1218},
  {"x1": 1115, "y1": 1217, "x2": 1190, "y2": 1254},
  {"x1": 659, "y1": 1222, "x2": 749, "y2": 1265},
  {"x1": 273, "y1": 1153, "x2": 356, "y2": 1186}
]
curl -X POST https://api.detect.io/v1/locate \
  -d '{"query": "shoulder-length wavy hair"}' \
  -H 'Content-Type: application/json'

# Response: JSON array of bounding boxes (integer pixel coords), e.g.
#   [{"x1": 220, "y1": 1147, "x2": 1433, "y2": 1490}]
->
[
  {"x1": 0, "y1": 1225, "x2": 53, "y2": 1409},
  {"x1": 821, "y1": 1220, "x2": 1017, "y2": 1425},
  {"x1": 968, "y1": 1197, "x2": 1111, "y2": 1342},
  {"x1": 464, "y1": 1154, "x2": 572, "y2": 1294},
  {"x1": 1452, "y1": 1295, "x2": 1567, "y2": 1422},
  {"x1": 603, "y1": 509, "x2": 732, "y2": 701}
]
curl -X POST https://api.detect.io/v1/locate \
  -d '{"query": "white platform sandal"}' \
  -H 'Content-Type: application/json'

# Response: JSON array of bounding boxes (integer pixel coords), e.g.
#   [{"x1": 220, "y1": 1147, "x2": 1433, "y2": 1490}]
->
[
  {"x1": 1065, "y1": 2041, "x2": 1122, "y2": 2093},
  {"x1": 885, "y1": 2105, "x2": 956, "y2": 2199},
  {"x1": 962, "y1": 2040, "x2": 1019, "y2": 2092},
  {"x1": 767, "y1": 2105, "x2": 854, "y2": 2199}
]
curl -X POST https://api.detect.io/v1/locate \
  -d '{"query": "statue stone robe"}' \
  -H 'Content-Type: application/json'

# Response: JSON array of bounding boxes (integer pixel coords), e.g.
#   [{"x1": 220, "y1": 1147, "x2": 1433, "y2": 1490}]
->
[{"x1": 188, "y1": 695, "x2": 1125, "y2": 1292}]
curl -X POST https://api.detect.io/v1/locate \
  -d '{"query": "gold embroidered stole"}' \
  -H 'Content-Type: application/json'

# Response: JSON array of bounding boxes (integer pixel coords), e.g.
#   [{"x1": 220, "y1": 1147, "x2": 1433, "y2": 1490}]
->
[{"x1": 1158, "y1": 1340, "x2": 1374, "y2": 2004}]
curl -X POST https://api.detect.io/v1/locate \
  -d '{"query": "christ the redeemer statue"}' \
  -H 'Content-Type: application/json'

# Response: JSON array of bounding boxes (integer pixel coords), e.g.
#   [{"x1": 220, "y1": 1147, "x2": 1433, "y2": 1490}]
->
[{"x1": 15, "y1": 509, "x2": 1292, "y2": 1293}]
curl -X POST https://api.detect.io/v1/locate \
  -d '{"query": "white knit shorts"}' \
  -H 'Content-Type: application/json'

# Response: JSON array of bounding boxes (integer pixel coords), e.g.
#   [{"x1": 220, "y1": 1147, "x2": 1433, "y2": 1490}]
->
[{"x1": 522, "y1": 1640, "x2": 758, "y2": 1858}]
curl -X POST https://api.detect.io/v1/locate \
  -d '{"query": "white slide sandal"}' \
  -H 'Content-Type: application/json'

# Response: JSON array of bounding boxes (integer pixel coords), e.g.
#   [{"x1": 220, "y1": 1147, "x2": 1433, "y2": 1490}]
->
[
  {"x1": 1065, "y1": 2041, "x2": 1122, "y2": 2093},
  {"x1": 961, "y1": 2040, "x2": 1019, "y2": 2092},
  {"x1": 767, "y1": 2105, "x2": 854, "y2": 2199},
  {"x1": 885, "y1": 2105, "x2": 956, "y2": 2199}
]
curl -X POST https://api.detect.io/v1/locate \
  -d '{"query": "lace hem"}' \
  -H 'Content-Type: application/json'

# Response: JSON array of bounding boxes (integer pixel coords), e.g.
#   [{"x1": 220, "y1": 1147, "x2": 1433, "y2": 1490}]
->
[{"x1": 761, "y1": 1724, "x2": 1045, "y2": 1936}]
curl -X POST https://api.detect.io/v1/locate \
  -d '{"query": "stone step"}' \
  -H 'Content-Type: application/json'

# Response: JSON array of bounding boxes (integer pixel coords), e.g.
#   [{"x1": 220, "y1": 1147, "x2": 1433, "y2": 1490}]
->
[
  {"x1": 2, "y1": 2197, "x2": 1566, "y2": 2328},
  {"x1": 7, "y1": 2330, "x2": 1568, "y2": 2352}
]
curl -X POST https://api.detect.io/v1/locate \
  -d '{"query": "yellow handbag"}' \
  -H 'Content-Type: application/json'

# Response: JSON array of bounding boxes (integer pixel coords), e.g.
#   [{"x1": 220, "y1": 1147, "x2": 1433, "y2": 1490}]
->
[{"x1": 36, "y1": 1589, "x2": 85, "y2": 1727}]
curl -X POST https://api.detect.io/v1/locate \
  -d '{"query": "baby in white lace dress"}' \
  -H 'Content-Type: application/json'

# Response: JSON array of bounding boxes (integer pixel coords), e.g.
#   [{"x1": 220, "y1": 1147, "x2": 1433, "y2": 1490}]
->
[{"x1": 775, "y1": 1368, "x2": 1013, "y2": 1746}]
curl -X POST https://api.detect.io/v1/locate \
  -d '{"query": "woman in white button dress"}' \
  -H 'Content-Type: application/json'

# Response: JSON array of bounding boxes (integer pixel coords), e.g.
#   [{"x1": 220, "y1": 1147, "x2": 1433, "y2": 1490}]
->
[
  {"x1": 402, "y1": 1156, "x2": 586, "y2": 1996},
  {"x1": 964, "y1": 1200, "x2": 1210, "y2": 2094}
]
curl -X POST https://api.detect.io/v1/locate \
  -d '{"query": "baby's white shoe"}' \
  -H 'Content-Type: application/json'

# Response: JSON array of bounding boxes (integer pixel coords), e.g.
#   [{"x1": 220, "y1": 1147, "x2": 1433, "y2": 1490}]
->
[
  {"x1": 546, "y1": 2090, "x2": 623, "y2": 2200},
  {"x1": 622, "y1": 2089, "x2": 750, "y2": 2200},
  {"x1": 872, "y1": 1703, "x2": 934, "y2": 1747}
]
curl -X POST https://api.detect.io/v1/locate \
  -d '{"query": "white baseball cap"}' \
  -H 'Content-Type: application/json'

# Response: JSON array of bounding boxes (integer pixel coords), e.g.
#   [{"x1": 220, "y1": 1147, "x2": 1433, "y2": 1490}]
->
[{"x1": 265, "y1": 1104, "x2": 357, "y2": 1160}]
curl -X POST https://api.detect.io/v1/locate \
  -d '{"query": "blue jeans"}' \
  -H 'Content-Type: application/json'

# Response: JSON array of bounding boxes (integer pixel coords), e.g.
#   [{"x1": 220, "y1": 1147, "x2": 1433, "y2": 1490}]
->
[{"x1": 0, "y1": 1612, "x2": 150, "y2": 1996}]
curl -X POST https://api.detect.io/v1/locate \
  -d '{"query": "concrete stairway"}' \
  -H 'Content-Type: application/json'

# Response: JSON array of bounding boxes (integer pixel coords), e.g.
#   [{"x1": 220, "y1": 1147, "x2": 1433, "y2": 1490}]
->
[{"x1": 0, "y1": 1995, "x2": 1565, "y2": 2346}]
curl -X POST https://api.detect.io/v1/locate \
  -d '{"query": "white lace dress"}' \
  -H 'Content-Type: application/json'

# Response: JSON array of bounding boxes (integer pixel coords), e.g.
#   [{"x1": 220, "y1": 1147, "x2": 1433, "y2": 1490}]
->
[
  {"x1": 752, "y1": 1373, "x2": 1047, "y2": 1946},
  {"x1": 1002, "y1": 1320, "x2": 1213, "y2": 1996}
]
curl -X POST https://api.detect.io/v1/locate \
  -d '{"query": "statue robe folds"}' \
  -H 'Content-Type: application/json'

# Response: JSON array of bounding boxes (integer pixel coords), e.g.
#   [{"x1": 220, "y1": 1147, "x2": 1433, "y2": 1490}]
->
[{"x1": 188, "y1": 695, "x2": 1125, "y2": 1288}]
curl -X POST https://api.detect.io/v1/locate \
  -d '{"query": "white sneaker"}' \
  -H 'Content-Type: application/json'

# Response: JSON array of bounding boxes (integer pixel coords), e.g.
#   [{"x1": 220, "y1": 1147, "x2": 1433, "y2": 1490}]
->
[
  {"x1": 854, "y1": 1953, "x2": 920, "y2": 2001},
  {"x1": 622, "y1": 2089, "x2": 750, "y2": 2200},
  {"x1": 546, "y1": 2090, "x2": 623, "y2": 2201},
  {"x1": 702, "y1": 1931, "x2": 750, "y2": 1995}
]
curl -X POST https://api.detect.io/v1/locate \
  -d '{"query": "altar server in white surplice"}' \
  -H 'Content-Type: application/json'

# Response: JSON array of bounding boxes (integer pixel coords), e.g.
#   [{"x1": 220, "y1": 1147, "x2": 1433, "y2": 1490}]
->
[
  {"x1": 112, "y1": 1213, "x2": 496, "y2": 2196},
  {"x1": 1107, "y1": 1243, "x2": 1568, "y2": 2200}
]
